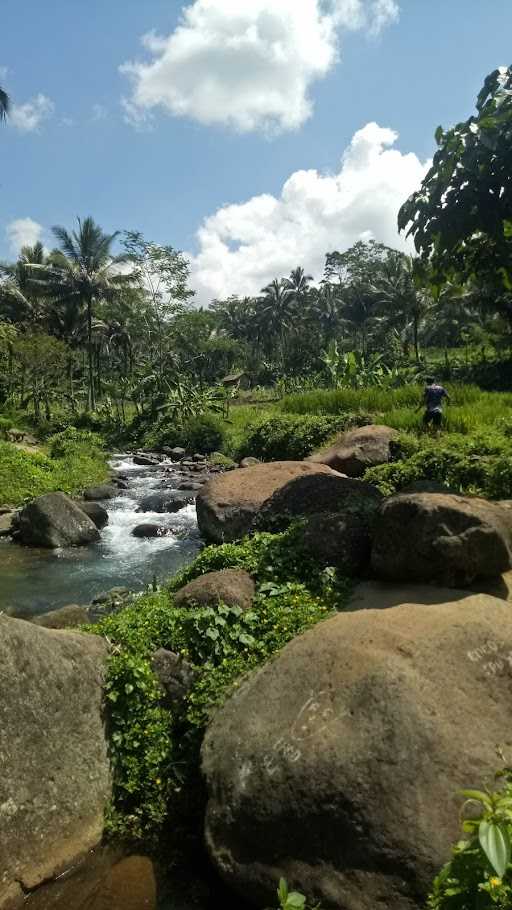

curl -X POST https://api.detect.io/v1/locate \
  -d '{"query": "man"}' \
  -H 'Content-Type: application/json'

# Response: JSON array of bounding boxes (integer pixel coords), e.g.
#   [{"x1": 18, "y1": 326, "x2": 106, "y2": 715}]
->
[{"x1": 419, "y1": 377, "x2": 450, "y2": 430}]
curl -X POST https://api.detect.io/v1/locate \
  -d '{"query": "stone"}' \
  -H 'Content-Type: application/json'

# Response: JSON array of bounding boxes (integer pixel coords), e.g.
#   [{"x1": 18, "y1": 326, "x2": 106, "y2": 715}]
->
[
  {"x1": 372, "y1": 492, "x2": 512, "y2": 586},
  {"x1": 239, "y1": 457, "x2": 261, "y2": 468},
  {"x1": 308, "y1": 424, "x2": 397, "y2": 477},
  {"x1": 0, "y1": 616, "x2": 110, "y2": 899},
  {"x1": 177, "y1": 481, "x2": 203, "y2": 492},
  {"x1": 137, "y1": 492, "x2": 189, "y2": 514},
  {"x1": 83, "y1": 484, "x2": 117, "y2": 501},
  {"x1": 17, "y1": 492, "x2": 100, "y2": 549},
  {"x1": 77, "y1": 501, "x2": 109, "y2": 530},
  {"x1": 192, "y1": 453, "x2": 207, "y2": 462},
  {"x1": 133, "y1": 454, "x2": 159, "y2": 467},
  {"x1": 196, "y1": 462, "x2": 339, "y2": 543},
  {"x1": 32, "y1": 604, "x2": 91, "y2": 629},
  {"x1": 114, "y1": 478, "x2": 129, "y2": 491},
  {"x1": 202, "y1": 594, "x2": 512, "y2": 910},
  {"x1": 132, "y1": 523, "x2": 172, "y2": 538},
  {"x1": 254, "y1": 473, "x2": 382, "y2": 533},
  {"x1": 402, "y1": 479, "x2": 458, "y2": 495},
  {"x1": 169, "y1": 447, "x2": 187, "y2": 461},
  {"x1": 0, "y1": 511, "x2": 15, "y2": 538},
  {"x1": 174, "y1": 569, "x2": 255, "y2": 612},
  {"x1": 91, "y1": 586, "x2": 130, "y2": 606},
  {"x1": 151, "y1": 649, "x2": 198, "y2": 708},
  {"x1": 299, "y1": 511, "x2": 375, "y2": 576}
]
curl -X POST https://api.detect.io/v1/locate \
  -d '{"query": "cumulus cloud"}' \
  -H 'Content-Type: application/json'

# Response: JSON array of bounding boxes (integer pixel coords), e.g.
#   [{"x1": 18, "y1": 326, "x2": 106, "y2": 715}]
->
[
  {"x1": 189, "y1": 122, "x2": 429, "y2": 304},
  {"x1": 120, "y1": 0, "x2": 399, "y2": 133},
  {"x1": 6, "y1": 218, "x2": 44, "y2": 255},
  {"x1": 9, "y1": 94, "x2": 55, "y2": 132}
]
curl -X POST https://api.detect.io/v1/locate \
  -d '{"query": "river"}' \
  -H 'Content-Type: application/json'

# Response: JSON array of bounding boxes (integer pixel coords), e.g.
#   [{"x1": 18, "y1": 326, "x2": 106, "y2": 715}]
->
[{"x1": 0, "y1": 454, "x2": 202, "y2": 619}]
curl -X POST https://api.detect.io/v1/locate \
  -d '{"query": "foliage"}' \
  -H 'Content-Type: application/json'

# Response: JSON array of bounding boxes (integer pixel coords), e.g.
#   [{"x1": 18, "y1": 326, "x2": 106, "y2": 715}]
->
[
  {"x1": 364, "y1": 429, "x2": 512, "y2": 499},
  {"x1": 270, "y1": 878, "x2": 321, "y2": 910},
  {"x1": 178, "y1": 413, "x2": 226, "y2": 454},
  {"x1": 427, "y1": 776, "x2": 512, "y2": 909},
  {"x1": 399, "y1": 66, "x2": 512, "y2": 301},
  {"x1": 0, "y1": 433, "x2": 107, "y2": 506},
  {"x1": 238, "y1": 414, "x2": 349, "y2": 461}
]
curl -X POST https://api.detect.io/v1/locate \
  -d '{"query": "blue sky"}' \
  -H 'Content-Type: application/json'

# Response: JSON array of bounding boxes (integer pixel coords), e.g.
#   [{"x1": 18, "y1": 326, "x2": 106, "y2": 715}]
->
[{"x1": 1, "y1": 0, "x2": 511, "y2": 303}]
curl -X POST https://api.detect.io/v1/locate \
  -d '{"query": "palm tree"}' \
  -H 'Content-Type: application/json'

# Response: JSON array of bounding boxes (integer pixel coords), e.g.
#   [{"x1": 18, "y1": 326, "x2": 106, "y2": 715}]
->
[
  {"x1": 373, "y1": 254, "x2": 428, "y2": 362},
  {"x1": 0, "y1": 86, "x2": 9, "y2": 121},
  {"x1": 258, "y1": 279, "x2": 295, "y2": 368},
  {"x1": 27, "y1": 217, "x2": 132, "y2": 409},
  {"x1": 283, "y1": 266, "x2": 313, "y2": 299}
]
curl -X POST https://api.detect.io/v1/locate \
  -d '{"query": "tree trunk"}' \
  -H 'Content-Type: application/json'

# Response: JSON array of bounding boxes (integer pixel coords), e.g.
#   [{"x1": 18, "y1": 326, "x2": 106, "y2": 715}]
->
[
  {"x1": 87, "y1": 296, "x2": 95, "y2": 411},
  {"x1": 413, "y1": 315, "x2": 421, "y2": 363}
]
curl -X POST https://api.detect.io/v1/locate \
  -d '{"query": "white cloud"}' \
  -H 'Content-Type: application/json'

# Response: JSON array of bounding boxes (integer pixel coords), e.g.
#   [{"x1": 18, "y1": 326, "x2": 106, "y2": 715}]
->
[
  {"x1": 120, "y1": 0, "x2": 399, "y2": 134},
  {"x1": 92, "y1": 103, "x2": 108, "y2": 121},
  {"x1": 189, "y1": 122, "x2": 429, "y2": 304},
  {"x1": 6, "y1": 218, "x2": 44, "y2": 255},
  {"x1": 9, "y1": 93, "x2": 55, "y2": 132}
]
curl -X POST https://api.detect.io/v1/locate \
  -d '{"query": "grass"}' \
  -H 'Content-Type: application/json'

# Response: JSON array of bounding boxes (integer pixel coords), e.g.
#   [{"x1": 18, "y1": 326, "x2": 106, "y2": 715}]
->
[
  {"x1": 0, "y1": 434, "x2": 109, "y2": 506},
  {"x1": 222, "y1": 403, "x2": 278, "y2": 457}
]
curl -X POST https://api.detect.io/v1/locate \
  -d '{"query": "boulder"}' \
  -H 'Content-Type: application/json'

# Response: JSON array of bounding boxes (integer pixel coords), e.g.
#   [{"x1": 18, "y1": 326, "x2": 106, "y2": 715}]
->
[
  {"x1": 372, "y1": 492, "x2": 512, "y2": 586},
  {"x1": 177, "y1": 481, "x2": 203, "y2": 492},
  {"x1": 77, "y1": 501, "x2": 109, "y2": 530},
  {"x1": 202, "y1": 595, "x2": 512, "y2": 910},
  {"x1": 192, "y1": 453, "x2": 207, "y2": 462},
  {"x1": 17, "y1": 493, "x2": 100, "y2": 549},
  {"x1": 196, "y1": 462, "x2": 339, "y2": 543},
  {"x1": 83, "y1": 484, "x2": 117, "y2": 501},
  {"x1": 132, "y1": 523, "x2": 172, "y2": 539},
  {"x1": 151, "y1": 649, "x2": 198, "y2": 709},
  {"x1": 174, "y1": 569, "x2": 255, "y2": 612},
  {"x1": 169, "y1": 447, "x2": 187, "y2": 461},
  {"x1": 254, "y1": 473, "x2": 382, "y2": 533},
  {"x1": 137, "y1": 492, "x2": 189, "y2": 514},
  {"x1": 308, "y1": 424, "x2": 397, "y2": 477},
  {"x1": 0, "y1": 616, "x2": 110, "y2": 903},
  {"x1": 32, "y1": 604, "x2": 91, "y2": 629},
  {"x1": 133, "y1": 454, "x2": 159, "y2": 467},
  {"x1": 0, "y1": 511, "x2": 15, "y2": 538},
  {"x1": 239, "y1": 457, "x2": 261, "y2": 469},
  {"x1": 299, "y1": 511, "x2": 375, "y2": 576}
]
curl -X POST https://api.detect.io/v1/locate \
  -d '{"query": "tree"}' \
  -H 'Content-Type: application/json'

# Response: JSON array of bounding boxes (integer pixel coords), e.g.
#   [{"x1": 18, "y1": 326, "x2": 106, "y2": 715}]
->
[
  {"x1": 398, "y1": 66, "x2": 512, "y2": 295},
  {"x1": 0, "y1": 86, "x2": 9, "y2": 121},
  {"x1": 258, "y1": 279, "x2": 296, "y2": 369},
  {"x1": 373, "y1": 253, "x2": 429, "y2": 362},
  {"x1": 28, "y1": 217, "x2": 132, "y2": 409}
]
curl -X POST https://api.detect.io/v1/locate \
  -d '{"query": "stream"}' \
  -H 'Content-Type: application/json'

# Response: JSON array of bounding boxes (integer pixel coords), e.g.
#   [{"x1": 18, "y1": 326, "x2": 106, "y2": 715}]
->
[{"x1": 0, "y1": 454, "x2": 202, "y2": 619}]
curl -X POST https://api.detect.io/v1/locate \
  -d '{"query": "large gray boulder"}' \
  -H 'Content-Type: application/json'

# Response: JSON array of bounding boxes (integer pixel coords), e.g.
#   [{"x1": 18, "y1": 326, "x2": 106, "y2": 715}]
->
[
  {"x1": 202, "y1": 594, "x2": 512, "y2": 910},
  {"x1": 83, "y1": 484, "x2": 117, "y2": 501},
  {"x1": 137, "y1": 492, "x2": 189, "y2": 514},
  {"x1": 308, "y1": 424, "x2": 397, "y2": 477},
  {"x1": 17, "y1": 492, "x2": 100, "y2": 548},
  {"x1": 253, "y1": 473, "x2": 382, "y2": 533},
  {"x1": 0, "y1": 616, "x2": 111, "y2": 907},
  {"x1": 372, "y1": 492, "x2": 512, "y2": 586},
  {"x1": 32, "y1": 604, "x2": 91, "y2": 629},
  {"x1": 77, "y1": 500, "x2": 109, "y2": 530},
  {"x1": 196, "y1": 462, "x2": 339, "y2": 543},
  {"x1": 174, "y1": 569, "x2": 255, "y2": 612}
]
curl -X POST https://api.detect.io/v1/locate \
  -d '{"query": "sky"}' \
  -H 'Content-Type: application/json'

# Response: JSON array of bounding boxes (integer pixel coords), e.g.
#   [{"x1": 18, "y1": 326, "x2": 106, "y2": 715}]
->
[{"x1": 1, "y1": 0, "x2": 511, "y2": 305}]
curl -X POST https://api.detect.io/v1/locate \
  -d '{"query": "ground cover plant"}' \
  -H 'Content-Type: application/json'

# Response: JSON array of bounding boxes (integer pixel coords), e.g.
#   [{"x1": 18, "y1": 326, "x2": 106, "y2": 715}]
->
[
  {"x1": 89, "y1": 526, "x2": 350, "y2": 842},
  {"x1": 0, "y1": 427, "x2": 108, "y2": 505}
]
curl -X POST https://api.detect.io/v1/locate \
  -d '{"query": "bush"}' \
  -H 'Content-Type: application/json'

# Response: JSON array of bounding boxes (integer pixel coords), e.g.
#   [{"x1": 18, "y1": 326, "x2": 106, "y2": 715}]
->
[
  {"x1": 181, "y1": 413, "x2": 226, "y2": 454},
  {"x1": 89, "y1": 528, "x2": 352, "y2": 842},
  {"x1": 364, "y1": 430, "x2": 512, "y2": 498},
  {"x1": 47, "y1": 426, "x2": 103, "y2": 459},
  {"x1": 238, "y1": 414, "x2": 355, "y2": 461}
]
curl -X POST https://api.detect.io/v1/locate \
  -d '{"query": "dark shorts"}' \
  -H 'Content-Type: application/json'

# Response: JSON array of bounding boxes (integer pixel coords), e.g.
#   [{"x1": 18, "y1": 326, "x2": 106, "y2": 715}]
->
[{"x1": 423, "y1": 409, "x2": 442, "y2": 427}]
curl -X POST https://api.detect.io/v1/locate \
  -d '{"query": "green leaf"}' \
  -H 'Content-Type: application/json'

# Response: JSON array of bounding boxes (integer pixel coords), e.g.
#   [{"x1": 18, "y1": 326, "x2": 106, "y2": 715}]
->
[
  {"x1": 435, "y1": 125, "x2": 444, "y2": 144},
  {"x1": 479, "y1": 820, "x2": 511, "y2": 877},
  {"x1": 286, "y1": 893, "x2": 306, "y2": 910},
  {"x1": 278, "y1": 878, "x2": 289, "y2": 905}
]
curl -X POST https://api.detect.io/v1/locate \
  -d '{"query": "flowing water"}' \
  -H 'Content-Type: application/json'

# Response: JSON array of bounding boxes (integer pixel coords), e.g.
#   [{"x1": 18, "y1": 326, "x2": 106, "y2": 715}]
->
[{"x1": 0, "y1": 454, "x2": 202, "y2": 619}]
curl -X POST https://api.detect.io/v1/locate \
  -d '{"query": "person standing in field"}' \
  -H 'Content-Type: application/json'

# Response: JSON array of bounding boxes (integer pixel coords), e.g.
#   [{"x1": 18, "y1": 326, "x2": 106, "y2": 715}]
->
[{"x1": 419, "y1": 377, "x2": 450, "y2": 430}]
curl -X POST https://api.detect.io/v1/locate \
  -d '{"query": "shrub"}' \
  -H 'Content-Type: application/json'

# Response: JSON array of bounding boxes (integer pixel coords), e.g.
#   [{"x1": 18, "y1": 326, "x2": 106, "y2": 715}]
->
[
  {"x1": 181, "y1": 413, "x2": 226, "y2": 454},
  {"x1": 47, "y1": 426, "x2": 103, "y2": 459},
  {"x1": 238, "y1": 414, "x2": 354, "y2": 461},
  {"x1": 89, "y1": 528, "x2": 352, "y2": 842}
]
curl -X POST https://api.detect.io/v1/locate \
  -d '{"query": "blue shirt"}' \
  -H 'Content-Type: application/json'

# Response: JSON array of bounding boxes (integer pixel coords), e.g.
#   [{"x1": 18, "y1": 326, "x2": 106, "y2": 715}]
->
[{"x1": 425, "y1": 384, "x2": 447, "y2": 413}]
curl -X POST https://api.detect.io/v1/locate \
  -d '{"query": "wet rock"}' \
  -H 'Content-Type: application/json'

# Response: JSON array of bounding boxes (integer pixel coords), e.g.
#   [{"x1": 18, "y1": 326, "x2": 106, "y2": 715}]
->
[
  {"x1": 151, "y1": 648, "x2": 198, "y2": 708},
  {"x1": 132, "y1": 523, "x2": 172, "y2": 538},
  {"x1": 169, "y1": 447, "x2": 187, "y2": 461},
  {"x1": 77, "y1": 501, "x2": 109, "y2": 530},
  {"x1": 83, "y1": 484, "x2": 117, "y2": 501},
  {"x1": 308, "y1": 424, "x2": 397, "y2": 477},
  {"x1": 0, "y1": 616, "x2": 110, "y2": 899},
  {"x1": 300, "y1": 511, "x2": 376, "y2": 576},
  {"x1": 91, "y1": 587, "x2": 130, "y2": 606},
  {"x1": 372, "y1": 492, "x2": 512, "y2": 586},
  {"x1": 0, "y1": 511, "x2": 16, "y2": 538},
  {"x1": 137, "y1": 492, "x2": 189, "y2": 514},
  {"x1": 174, "y1": 568, "x2": 255, "y2": 612},
  {"x1": 202, "y1": 594, "x2": 512, "y2": 910},
  {"x1": 192, "y1": 453, "x2": 207, "y2": 462},
  {"x1": 196, "y1": 461, "x2": 339, "y2": 543},
  {"x1": 133, "y1": 454, "x2": 159, "y2": 467},
  {"x1": 17, "y1": 492, "x2": 100, "y2": 549},
  {"x1": 177, "y1": 480, "x2": 203, "y2": 492},
  {"x1": 32, "y1": 604, "x2": 91, "y2": 629}
]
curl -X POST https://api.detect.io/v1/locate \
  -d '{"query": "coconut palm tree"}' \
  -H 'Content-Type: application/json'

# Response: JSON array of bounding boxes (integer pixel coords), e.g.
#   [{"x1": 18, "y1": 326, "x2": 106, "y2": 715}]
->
[
  {"x1": 27, "y1": 217, "x2": 133, "y2": 409},
  {"x1": 0, "y1": 86, "x2": 9, "y2": 121}
]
